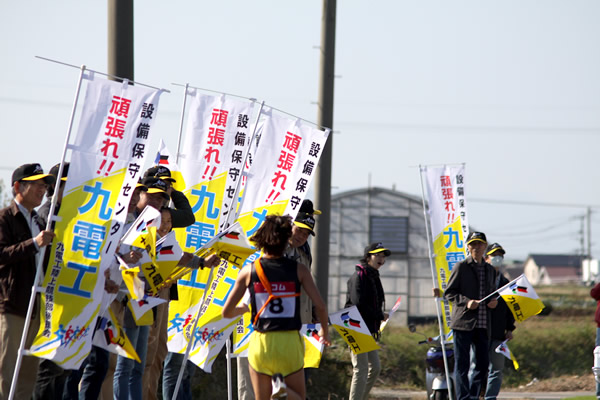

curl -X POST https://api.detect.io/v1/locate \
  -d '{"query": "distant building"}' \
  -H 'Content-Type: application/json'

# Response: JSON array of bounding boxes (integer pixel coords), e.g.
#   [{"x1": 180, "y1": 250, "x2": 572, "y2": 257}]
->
[
  {"x1": 327, "y1": 187, "x2": 436, "y2": 326},
  {"x1": 523, "y1": 254, "x2": 584, "y2": 285},
  {"x1": 582, "y1": 259, "x2": 599, "y2": 284},
  {"x1": 502, "y1": 259, "x2": 524, "y2": 281}
]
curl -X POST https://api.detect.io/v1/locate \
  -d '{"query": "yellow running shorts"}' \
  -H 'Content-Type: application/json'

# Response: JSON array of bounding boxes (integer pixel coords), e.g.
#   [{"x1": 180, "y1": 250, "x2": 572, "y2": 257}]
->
[{"x1": 248, "y1": 330, "x2": 304, "y2": 377}]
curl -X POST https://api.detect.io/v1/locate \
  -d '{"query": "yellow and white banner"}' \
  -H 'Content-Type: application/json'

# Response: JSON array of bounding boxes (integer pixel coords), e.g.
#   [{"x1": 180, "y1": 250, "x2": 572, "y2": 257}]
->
[
  {"x1": 168, "y1": 104, "x2": 329, "y2": 372},
  {"x1": 231, "y1": 306, "x2": 253, "y2": 357},
  {"x1": 422, "y1": 165, "x2": 468, "y2": 335},
  {"x1": 128, "y1": 294, "x2": 167, "y2": 323},
  {"x1": 302, "y1": 323, "x2": 325, "y2": 368},
  {"x1": 497, "y1": 274, "x2": 544, "y2": 323},
  {"x1": 167, "y1": 91, "x2": 254, "y2": 358},
  {"x1": 92, "y1": 307, "x2": 140, "y2": 362},
  {"x1": 185, "y1": 109, "x2": 330, "y2": 370},
  {"x1": 236, "y1": 107, "x2": 330, "y2": 231},
  {"x1": 330, "y1": 306, "x2": 379, "y2": 355},
  {"x1": 495, "y1": 340, "x2": 519, "y2": 370},
  {"x1": 31, "y1": 75, "x2": 162, "y2": 369}
]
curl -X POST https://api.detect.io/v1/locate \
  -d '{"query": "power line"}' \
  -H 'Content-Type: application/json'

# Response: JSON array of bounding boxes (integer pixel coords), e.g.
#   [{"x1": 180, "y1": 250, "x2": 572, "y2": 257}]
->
[{"x1": 470, "y1": 197, "x2": 600, "y2": 209}]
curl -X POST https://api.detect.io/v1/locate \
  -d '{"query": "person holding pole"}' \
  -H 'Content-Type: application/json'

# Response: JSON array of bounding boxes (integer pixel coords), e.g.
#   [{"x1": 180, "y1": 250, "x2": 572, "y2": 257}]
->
[
  {"x1": 32, "y1": 162, "x2": 71, "y2": 400},
  {"x1": 444, "y1": 231, "x2": 498, "y2": 400},
  {"x1": 0, "y1": 163, "x2": 56, "y2": 399},
  {"x1": 140, "y1": 166, "x2": 195, "y2": 400},
  {"x1": 223, "y1": 214, "x2": 330, "y2": 400}
]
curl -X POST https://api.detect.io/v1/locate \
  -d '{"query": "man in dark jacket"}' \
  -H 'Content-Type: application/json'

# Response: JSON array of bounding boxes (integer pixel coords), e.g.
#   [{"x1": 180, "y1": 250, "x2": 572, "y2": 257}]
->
[
  {"x1": 141, "y1": 165, "x2": 194, "y2": 228},
  {"x1": 481, "y1": 243, "x2": 515, "y2": 400},
  {"x1": 444, "y1": 231, "x2": 497, "y2": 400},
  {"x1": 345, "y1": 242, "x2": 390, "y2": 400},
  {"x1": 33, "y1": 162, "x2": 71, "y2": 400},
  {"x1": 0, "y1": 163, "x2": 55, "y2": 399}
]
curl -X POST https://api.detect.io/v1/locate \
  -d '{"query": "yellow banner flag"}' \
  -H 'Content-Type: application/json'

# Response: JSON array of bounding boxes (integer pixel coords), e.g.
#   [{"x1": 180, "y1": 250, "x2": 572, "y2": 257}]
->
[
  {"x1": 329, "y1": 307, "x2": 379, "y2": 355},
  {"x1": 498, "y1": 274, "x2": 544, "y2": 323}
]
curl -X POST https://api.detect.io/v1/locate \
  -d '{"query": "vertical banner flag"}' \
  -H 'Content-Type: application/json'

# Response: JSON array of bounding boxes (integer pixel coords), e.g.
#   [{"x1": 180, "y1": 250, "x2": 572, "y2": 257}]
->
[
  {"x1": 231, "y1": 291, "x2": 253, "y2": 357},
  {"x1": 497, "y1": 274, "x2": 544, "y2": 322},
  {"x1": 186, "y1": 108, "x2": 330, "y2": 371},
  {"x1": 329, "y1": 306, "x2": 379, "y2": 355},
  {"x1": 31, "y1": 74, "x2": 162, "y2": 369},
  {"x1": 167, "y1": 90, "x2": 254, "y2": 359},
  {"x1": 170, "y1": 104, "x2": 330, "y2": 372},
  {"x1": 423, "y1": 165, "x2": 468, "y2": 336}
]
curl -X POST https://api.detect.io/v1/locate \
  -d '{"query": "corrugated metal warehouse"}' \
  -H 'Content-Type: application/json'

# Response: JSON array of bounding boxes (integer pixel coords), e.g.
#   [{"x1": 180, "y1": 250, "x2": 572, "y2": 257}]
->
[{"x1": 325, "y1": 187, "x2": 438, "y2": 326}]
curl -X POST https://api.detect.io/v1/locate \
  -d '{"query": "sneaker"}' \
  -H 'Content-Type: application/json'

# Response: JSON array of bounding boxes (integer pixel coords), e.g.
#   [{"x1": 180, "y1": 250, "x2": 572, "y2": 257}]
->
[{"x1": 271, "y1": 373, "x2": 287, "y2": 399}]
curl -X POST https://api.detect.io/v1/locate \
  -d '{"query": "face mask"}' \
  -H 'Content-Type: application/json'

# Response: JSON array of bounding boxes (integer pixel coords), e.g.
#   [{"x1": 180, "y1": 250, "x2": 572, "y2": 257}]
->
[{"x1": 490, "y1": 256, "x2": 504, "y2": 267}]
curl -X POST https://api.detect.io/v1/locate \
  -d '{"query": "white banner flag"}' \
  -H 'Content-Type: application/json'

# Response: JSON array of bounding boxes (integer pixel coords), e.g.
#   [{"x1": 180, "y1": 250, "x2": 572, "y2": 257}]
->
[
  {"x1": 422, "y1": 165, "x2": 468, "y2": 335},
  {"x1": 31, "y1": 74, "x2": 163, "y2": 369}
]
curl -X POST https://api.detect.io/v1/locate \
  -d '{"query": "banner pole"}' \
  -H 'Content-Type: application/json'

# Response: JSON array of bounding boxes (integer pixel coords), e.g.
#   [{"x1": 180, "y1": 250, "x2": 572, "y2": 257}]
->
[
  {"x1": 226, "y1": 338, "x2": 233, "y2": 400},
  {"x1": 174, "y1": 83, "x2": 189, "y2": 165},
  {"x1": 8, "y1": 64, "x2": 87, "y2": 400},
  {"x1": 224, "y1": 100, "x2": 265, "y2": 229},
  {"x1": 171, "y1": 265, "x2": 217, "y2": 400},
  {"x1": 479, "y1": 274, "x2": 523, "y2": 303},
  {"x1": 418, "y1": 165, "x2": 454, "y2": 400}
]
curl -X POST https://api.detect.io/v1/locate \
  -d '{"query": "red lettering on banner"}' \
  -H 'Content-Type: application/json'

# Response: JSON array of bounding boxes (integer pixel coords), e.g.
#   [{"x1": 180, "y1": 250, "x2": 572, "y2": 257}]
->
[
  {"x1": 210, "y1": 109, "x2": 229, "y2": 127},
  {"x1": 97, "y1": 95, "x2": 133, "y2": 176}
]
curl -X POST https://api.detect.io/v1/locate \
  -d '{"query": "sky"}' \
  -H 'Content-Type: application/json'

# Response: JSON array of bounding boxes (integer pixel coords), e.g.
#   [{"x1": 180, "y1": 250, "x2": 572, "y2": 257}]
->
[{"x1": 1, "y1": 1, "x2": 599, "y2": 261}]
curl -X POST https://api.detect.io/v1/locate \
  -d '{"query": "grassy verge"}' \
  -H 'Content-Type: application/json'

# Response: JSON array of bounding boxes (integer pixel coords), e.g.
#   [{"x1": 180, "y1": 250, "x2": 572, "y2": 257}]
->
[{"x1": 187, "y1": 285, "x2": 597, "y2": 398}]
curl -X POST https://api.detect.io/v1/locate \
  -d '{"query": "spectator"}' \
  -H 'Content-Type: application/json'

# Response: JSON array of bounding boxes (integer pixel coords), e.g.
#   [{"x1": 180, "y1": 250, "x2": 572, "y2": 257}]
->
[
  {"x1": 444, "y1": 232, "x2": 498, "y2": 400},
  {"x1": 590, "y1": 279, "x2": 600, "y2": 399},
  {"x1": 0, "y1": 163, "x2": 55, "y2": 399},
  {"x1": 480, "y1": 242, "x2": 515, "y2": 400},
  {"x1": 345, "y1": 242, "x2": 390, "y2": 400}
]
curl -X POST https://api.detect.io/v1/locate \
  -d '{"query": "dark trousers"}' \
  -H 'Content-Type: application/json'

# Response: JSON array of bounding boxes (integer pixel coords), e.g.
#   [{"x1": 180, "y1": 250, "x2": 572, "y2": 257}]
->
[
  {"x1": 79, "y1": 346, "x2": 110, "y2": 399},
  {"x1": 454, "y1": 328, "x2": 489, "y2": 400},
  {"x1": 33, "y1": 360, "x2": 70, "y2": 400},
  {"x1": 62, "y1": 346, "x2": 110, "y2": 400}
]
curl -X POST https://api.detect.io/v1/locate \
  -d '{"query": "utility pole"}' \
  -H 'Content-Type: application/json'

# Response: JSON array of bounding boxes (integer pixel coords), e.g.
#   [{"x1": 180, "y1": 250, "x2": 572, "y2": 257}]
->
[
  {"x1": 312, "y1": 0, "x2": 336, "y2": 301},
  {"x1": 588, "y1": 206, "x2": 592, "y2": 259},
  {"x1": 579, "y1": 215, "x2": 585, "y2": 256},
  {"x1": 108, "y1": 0, "x2": 134, "y2": 82}
]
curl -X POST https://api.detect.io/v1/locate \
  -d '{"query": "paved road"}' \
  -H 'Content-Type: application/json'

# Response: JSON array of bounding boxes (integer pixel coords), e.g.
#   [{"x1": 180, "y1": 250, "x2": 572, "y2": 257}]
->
[{"x1": 370, "y1": 388, "x2": 595, "y2": 400}]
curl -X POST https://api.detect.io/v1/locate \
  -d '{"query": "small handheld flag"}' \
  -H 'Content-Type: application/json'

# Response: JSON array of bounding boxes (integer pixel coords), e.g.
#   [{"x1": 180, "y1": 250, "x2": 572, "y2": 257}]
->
[
  {"x1": 497, "y1": 274, "x2": 544, "y2": 322},
  {"x1": 329, "y1": 306, "x2": 379, "y2": 355},
  {"x1": 495, "y1": 340, "x2": 519, "y2": 370}
]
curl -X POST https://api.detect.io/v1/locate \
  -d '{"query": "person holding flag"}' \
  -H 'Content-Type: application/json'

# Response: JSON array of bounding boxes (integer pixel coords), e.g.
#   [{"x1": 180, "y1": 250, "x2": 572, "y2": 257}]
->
[
  {"x1": 32, "y1": 162, "x2": 71, "y2": 399},
  {"x1": 142, "y1": 166, "x2": 194, "y2": 228},
  {"x1": 223, "y1": 214, "x2": 330, "y2": 400},
  {"x1": 152, "y1": 207, "x2": 221, "y2": 400},
  {"x1": 479, "y1": 243, "x2": 516, "y2": 400},
  {"x1": 345, "y1": 242, "x2": 390, "y2": 400},
  {"x1": 139, "y1": 167, "x2": 195, "y2": 399},
  {"x1": 444, "y1": 232, "x2": 498, "y2": 400},
  {"x1": 0, "y1": 163, "x2": 56, "y2": 399}
]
